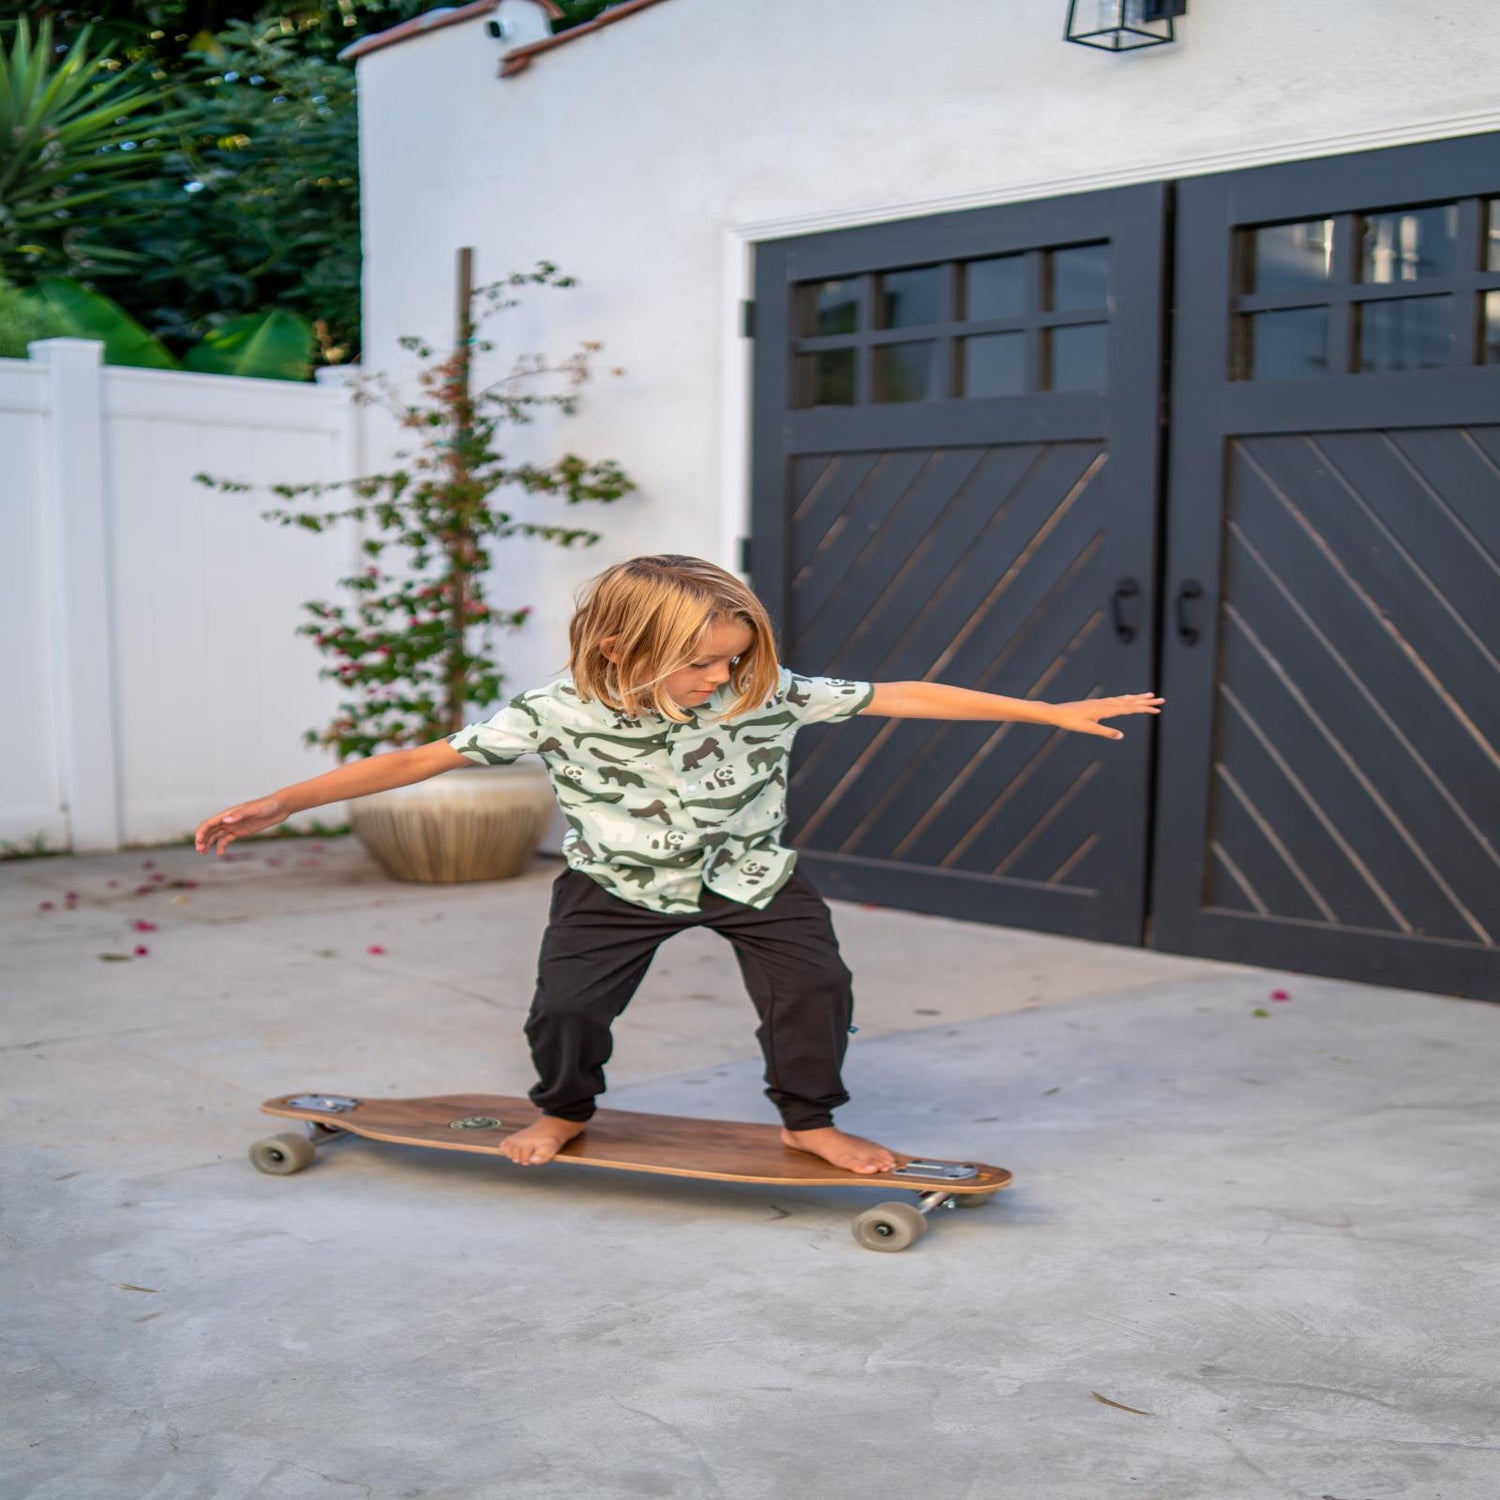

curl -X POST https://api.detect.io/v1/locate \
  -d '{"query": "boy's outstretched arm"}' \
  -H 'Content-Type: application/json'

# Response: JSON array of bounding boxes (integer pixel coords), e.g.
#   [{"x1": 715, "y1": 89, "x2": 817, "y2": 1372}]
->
[
  {"x1": 860, "y1": 682, "x2": 1163, "y2": 740},
  {"x1": 194, "y1": 739, "x2": 471, "y2": 856}
]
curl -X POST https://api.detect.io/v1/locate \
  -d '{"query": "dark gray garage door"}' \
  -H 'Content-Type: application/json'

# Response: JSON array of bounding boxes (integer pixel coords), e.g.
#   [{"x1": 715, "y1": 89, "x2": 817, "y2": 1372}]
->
[
  {"x1": 749, "y1": 184, "x2": 1169, "y2": 946},
  {"x1": 1153, "y1": 134, "x2": 1500, "y2": 1000}
]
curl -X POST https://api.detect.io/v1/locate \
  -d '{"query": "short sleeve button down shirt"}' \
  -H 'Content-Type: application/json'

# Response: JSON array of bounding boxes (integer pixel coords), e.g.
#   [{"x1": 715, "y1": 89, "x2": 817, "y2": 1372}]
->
[{"x1": 446, "y1": 667, "x2": 874, "y2": 911}]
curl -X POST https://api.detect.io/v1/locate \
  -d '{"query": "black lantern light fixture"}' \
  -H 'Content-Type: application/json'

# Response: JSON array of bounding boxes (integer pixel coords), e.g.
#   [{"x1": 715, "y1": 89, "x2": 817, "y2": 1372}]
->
[{"x1": 1065, "y1": 0, "x2": 1187, "y2": 51}]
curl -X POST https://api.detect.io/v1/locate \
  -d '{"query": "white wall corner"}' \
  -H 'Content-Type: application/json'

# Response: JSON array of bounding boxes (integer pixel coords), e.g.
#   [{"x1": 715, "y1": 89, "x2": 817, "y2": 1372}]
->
[{"x1": 30, "y1": 337, "x2": 124, "y2": 852}]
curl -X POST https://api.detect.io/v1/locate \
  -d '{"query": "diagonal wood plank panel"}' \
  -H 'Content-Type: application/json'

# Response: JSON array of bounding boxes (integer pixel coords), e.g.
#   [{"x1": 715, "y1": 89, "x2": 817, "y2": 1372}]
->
[
  {"x1": 785, "y1": 439, "x2": 1121, "y2": 900},
  {"x1": 789, "y1": 442, "x2": 1106, "y2": 822},
  {"x1": 1207, "y1": 430, "x2": 1500, "y2": 943}
]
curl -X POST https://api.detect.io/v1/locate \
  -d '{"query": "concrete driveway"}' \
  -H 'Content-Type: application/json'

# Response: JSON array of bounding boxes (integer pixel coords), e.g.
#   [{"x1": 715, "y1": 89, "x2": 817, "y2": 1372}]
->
[{"x1": 3, "y1": 836, "x2": 1495, "y2": 1499}]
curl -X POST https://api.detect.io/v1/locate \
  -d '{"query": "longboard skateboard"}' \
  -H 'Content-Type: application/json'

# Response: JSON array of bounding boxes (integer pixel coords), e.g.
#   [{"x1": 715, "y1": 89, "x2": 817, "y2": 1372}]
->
[{"x1": 252, "y1": 1093, "x2": 1012, "y2": 1252}]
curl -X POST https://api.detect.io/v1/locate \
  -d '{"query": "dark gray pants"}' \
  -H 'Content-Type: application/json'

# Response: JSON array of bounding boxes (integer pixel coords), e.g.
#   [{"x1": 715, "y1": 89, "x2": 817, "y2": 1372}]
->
[{"x1": 526, "y1": 865, "x2": 855, "y2": 1131}]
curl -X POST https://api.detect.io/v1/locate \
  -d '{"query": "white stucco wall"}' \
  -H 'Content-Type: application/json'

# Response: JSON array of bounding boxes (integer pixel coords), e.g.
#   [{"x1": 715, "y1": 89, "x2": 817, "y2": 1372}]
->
[{"x1": 357, "y1": 0, "x2": 1500, "y2": 708}]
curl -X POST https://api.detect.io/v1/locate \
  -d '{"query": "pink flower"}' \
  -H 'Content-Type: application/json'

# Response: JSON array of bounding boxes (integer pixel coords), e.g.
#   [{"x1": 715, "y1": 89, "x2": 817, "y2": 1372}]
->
[
  {"x1": 133, "y1": 945, "x2": 150, "y2": 957},
  {"x1": 367, "y1": 944, "x2": 385, "y2": 956},
  {"x1": 131, "y1": 919, "x2": 157, "y2": 932}
]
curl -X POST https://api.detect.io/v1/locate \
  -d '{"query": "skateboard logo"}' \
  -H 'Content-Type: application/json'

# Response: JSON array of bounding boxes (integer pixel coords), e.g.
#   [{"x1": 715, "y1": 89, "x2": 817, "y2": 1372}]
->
[{"x1": 449, "y1": 1116, "x2": 504, "y2": 1131}]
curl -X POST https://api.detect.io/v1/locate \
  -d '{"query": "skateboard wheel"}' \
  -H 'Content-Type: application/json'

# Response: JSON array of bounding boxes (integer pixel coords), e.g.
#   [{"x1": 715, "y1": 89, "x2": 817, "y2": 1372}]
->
[
  {"x1": 851, "y1": 1201, "x2": 928, "y2": 1252},
  {"x1": 953, "y1": 1189, "x2": 1000, "y2": 1210},
  {"x1": 249, "y1": 1132, "x2": 317, "y2": 1176}
]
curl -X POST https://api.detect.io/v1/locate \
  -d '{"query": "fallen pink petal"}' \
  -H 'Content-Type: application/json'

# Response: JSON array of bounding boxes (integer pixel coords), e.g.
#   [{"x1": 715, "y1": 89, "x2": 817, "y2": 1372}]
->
[
  {"x1": 367, "y1": 944, "x2": 386, "y2": 955},
  {"x1": 131, "y1": 920, "x2": 158, "y2": 932},
  {"x1": 133, "y1": 945, "x2": 150, "y2": 957},
  {"x1": 39, "y1": 901, "x2": 55, "y2": 912},
  {"x1": 1271, "y1": 989, "x2": 1291, "y2": 1001},
  {"x1": 141, "y1": 860, "x2": 155, "y2": 869},
  {"x1": 106, "y1": 879, "x2": 119, "y2": 889}
]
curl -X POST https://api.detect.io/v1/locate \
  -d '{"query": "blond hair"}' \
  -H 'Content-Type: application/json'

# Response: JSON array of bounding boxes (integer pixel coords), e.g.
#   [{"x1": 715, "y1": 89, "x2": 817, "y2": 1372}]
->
[{"x1": 568, "y1": 555, "x2": 780, "y2": 722}]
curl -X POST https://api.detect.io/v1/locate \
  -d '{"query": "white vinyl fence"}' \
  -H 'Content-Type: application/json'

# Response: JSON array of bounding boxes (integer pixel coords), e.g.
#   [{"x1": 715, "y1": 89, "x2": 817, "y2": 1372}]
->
[{"x1": 1, "y1": 339, "x2": 363, "y2": 853}]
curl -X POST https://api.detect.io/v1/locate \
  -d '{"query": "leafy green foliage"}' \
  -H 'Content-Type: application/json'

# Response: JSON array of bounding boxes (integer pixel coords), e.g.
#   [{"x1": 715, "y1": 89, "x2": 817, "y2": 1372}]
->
[
  {"x1": 182, "y1": 305, "x2": 314, "y2": 379},
  {"x1": 0, "y1": 274, "x2": 73, "y2": 357},
  {"x1": 0, "y1": 18, "x2": 185, "y2": 283},
  {"x1": 33, "y1": 275, "x2": 314, "y2": 377},
  {"x1": 79, "y1": 21, "x2": 359, "y2": 361},
  {"x1": 197, "y1": 265, "x2": 636, "y2": 760},
  {"x1": 33, "y1": 277, "x2": 177, "y2": 367},
  {"x1": 9, "y1": 4, "x2": 435, "y2": 67}
]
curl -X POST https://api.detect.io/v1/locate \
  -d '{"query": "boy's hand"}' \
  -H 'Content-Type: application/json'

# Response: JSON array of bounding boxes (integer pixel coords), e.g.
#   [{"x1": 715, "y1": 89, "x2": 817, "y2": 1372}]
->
[
  {"x1": 1049, "y1": 693, "x2": 1164, "y2": 740},
  {"x1": 195, "y1": 796, "x2": 288, "y2": 856}
]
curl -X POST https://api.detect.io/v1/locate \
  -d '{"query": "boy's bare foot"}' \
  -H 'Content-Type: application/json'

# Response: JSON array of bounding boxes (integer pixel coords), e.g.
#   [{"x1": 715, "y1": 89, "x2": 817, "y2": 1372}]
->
[
  {"x1": 500, "y1": 1115, "x2": 586, "y2": 1166},
  {"x1": 780, "y1": 1126, "x2": 904, "y2": 1175}
]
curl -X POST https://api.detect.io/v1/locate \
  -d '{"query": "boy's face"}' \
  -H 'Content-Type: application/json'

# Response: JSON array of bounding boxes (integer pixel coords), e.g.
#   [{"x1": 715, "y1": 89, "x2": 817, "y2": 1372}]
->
[{"x1": 663, "y1": 618, "x2": 755, "y2": 707}]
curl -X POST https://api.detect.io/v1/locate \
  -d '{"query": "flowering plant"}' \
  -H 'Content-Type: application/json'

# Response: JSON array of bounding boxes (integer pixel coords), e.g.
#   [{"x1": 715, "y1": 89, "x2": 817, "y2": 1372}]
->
[{"x1": 199, "y1": 262, "x2": 633, "y2": 761}]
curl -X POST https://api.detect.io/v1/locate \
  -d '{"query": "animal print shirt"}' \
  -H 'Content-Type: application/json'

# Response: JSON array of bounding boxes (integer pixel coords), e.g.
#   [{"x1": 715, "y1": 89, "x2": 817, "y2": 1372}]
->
[{"x1": 446, "y1": 667, "x2": 874, "y2": 912}]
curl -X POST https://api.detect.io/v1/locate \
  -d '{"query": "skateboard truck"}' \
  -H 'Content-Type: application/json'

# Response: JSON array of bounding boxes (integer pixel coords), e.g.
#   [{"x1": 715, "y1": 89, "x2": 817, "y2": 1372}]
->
[
  {"x1": 286, "y1": 1094, "x2": 359, "y2": 1113},
  {"x1": 888, "y1": 1161, "x2": 979, "y2": 1181}
]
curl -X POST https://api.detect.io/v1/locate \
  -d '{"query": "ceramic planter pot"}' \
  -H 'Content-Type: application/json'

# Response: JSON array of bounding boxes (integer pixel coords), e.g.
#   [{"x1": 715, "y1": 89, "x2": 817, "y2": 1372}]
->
[{"x1": 349, "y1": 764, "x2": 555, "y2": 883}]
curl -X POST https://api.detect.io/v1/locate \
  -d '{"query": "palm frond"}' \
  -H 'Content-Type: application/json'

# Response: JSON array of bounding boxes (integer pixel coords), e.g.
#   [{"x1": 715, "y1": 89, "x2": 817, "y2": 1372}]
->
[{"x1": 0, "y1": 18, "x2": 186, "y2": 270}]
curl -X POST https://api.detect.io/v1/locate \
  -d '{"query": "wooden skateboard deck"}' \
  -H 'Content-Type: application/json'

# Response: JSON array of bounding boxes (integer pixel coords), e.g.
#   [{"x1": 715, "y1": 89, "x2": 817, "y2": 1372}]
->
[{"x1": 253, "y1": 1093, "x2": 1012, "y2": 1252}]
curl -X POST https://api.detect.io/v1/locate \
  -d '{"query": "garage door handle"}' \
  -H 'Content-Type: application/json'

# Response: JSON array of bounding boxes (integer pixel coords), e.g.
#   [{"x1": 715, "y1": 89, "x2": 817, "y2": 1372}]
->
[
  {"x1": 1176, "y1": 580, "x2": 1204, "y2": 644},
  {"x1": 1111, "y1": 578, "x2": 1140, "y2": 642}
]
